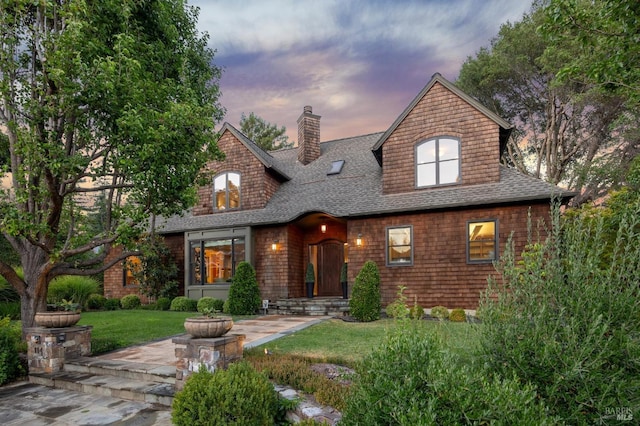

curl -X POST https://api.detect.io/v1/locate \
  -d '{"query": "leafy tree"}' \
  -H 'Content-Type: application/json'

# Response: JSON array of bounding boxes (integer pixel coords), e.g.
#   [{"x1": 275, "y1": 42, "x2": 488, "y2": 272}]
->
[
  {"x1": 457, "y1": 4, "x2": 634, "y2": 204},
  {"x1": 239, "y1": 112, "x2": 293, "y2": 151},
  {"x1": 0, "y1": 0, "x2": 224, "y2": 332},
  {"x1": 130, "y1": 234, "x2": 179, "y2": 300},
  {"x1": 542, "y1": 0, "x2": 640, "y2": 106}
]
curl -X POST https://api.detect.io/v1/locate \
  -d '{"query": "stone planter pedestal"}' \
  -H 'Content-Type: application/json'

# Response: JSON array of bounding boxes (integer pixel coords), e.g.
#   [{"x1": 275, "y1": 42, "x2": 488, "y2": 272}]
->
[
  {"x1": 172, "y1": 333, "x2": 245, "y2": 390},
  {"x1": 25, "y1": 326, "x2": 92, "y2": 373}
]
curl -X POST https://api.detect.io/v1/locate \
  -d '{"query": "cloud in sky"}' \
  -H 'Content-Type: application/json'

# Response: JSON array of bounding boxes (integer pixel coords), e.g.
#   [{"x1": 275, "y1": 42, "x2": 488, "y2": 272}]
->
[{"x1": 189, "y1": 0, "x2": 532, "y2": 142}]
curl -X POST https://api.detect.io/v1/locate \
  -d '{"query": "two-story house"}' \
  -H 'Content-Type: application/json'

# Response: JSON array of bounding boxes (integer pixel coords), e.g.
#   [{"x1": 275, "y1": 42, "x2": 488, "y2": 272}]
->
[{"x1": 104, "y1": 73, "x2": 572, "y2": 310}]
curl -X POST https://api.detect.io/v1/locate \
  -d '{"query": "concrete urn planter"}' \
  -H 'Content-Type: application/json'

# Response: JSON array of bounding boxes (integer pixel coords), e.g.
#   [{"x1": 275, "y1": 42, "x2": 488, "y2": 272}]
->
[
  {"x1": 34, "y1": 311, "x2": 81, "y2": 328},
  {"x1": 184, "y1": 316, "x2": 233, "y2": 338}
]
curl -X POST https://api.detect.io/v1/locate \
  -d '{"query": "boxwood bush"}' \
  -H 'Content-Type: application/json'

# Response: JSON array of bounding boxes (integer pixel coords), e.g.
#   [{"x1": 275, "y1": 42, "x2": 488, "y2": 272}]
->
[
  {"x1": 227, "y1": 262, "x2": 261, "y2": 315},
  {"x1": 170, "y1": 296, "x2": 197, "y2": 312},
  {"x1": 197, "y1": 297, "x2": 224, "y2": 314},
  {"x1": 0, "y1": 316, "x2": 24, "y2": 385},
  {"x1": 449, "y1": 308, "x2": 466, "y2": 322},
  {"x1": 349, "y1": 261, "x2": 381, "y2": 322},
  {"x1": 156, "y1": 297, "x2": 171, "y2": 311},
  {"x1": 87, "y1": 294, "x2": 107, "y2": 310},
  {"x1": 104, "y1": 298, "x2": 121, "y2": 311},
  {"x1": 172, "y1": 362, "x2": 283, "y2": 425},
  {"x1": 430, "y1": 305, "x2": 449, "y2": 320},
  {"x1": 120, "y1": 294, "x2": 141, "y2": 310}
]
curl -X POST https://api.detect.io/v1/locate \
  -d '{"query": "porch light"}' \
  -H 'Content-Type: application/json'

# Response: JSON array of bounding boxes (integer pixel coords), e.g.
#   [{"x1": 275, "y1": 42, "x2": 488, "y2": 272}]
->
[
  {"x1": 271, "y1": 240, "x2": 279, "y2": 251},
  {"x1": 321, "y1": 224, "x2": 327, "y2": 233},
  {"x1": 356, "y1": 234, "x2": 363, "y2": 246}
]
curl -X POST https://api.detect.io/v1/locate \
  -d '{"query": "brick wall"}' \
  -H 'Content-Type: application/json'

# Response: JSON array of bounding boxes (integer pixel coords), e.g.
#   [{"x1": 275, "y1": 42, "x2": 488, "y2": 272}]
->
[
  {"x1": 102, "y1": 233, "x2": 185, "y2": 302},
  {"x1": 297, "y1": 106, "x2": 321, "y2": 165},
  {"x1": 193, "y1": 130, "x2": 278, "y2": 216},
  {"x1": 382, "y1": 81, "x2": 501, "y2": 194},
  {"x1": 345, "y1": 202, "x2": 550, "y2": 309}
]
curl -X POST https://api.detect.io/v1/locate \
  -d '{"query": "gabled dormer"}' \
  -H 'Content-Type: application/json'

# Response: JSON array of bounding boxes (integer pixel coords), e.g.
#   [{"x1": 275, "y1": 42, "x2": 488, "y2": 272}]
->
[
  {"x1": 193, "y1": 123, "x2": 290, "y2": 216},
  {"x1": 372, "y1": 73, "x2": 512, "y2": 195}
]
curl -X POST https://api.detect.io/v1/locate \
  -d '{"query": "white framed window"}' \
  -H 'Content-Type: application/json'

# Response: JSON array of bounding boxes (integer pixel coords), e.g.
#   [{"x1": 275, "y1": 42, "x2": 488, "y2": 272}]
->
[
  {"x1": 386, "y1": 226, "x2": 413, "y2": 266},
  {"x1": 416, "y1": 137, "x2": 460, "y2": 187},
  {"x1": 467, "y1": 220, "x2": 498, "y2": 263},
  {"x1": 213, "y1": 172, "x2": 240, "y2": 210}
]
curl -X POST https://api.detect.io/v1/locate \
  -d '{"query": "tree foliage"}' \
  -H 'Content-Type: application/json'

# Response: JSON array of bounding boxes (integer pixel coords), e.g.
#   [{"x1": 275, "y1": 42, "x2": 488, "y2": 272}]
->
[
  {"x1": 0, "y1": 0, "x2": 224, "y2": 330},
  {"x1": 130, "y1": 234, "x2": 179, "y2": 300},
  {"x1": 456, "y1": 3, "x2": 635, "y2": 204},
  {"x1": 239, "y1": 112, "x2": 292, "y2": 151},
  {"x1": 542, "y1": 0, "x2": 640, "y2": 107}
]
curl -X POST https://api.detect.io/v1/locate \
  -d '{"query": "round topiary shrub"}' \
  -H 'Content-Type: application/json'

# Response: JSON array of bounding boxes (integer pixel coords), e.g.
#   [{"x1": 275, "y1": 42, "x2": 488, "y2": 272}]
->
[
  {"x1": 104, "y1": 298, "x2": 121, "y2": 310},
  {"x1": 170, "y1": 296, "x2": 197, "y2": 312},
  {"x1": 227, "y1": 262, "x2": 261, "y2": 315},
  {"x1": 172, "y1": 361, "x2": 280, "y2": 426},
  {"x1": 120, "y1": 294, "x2": 141, "y2": 310},
  {"x1": 349, "y1": 261, "x2": 381, "y2": 322},
  {"x1": 430, "y1": 306, "x2": 449, "y2": 320},
  {"x1": 156, "y1": 297, "x2": 171, "y2": 311},
  {"x1": 197, "y1": 297, "x2": 224, "y2": 314},
  {"x1": 449, "y1": 308, "x2": 466, "y2": 322},
  {"x1": 87, "y1": 294, "x2": 107, "y2": 310}
]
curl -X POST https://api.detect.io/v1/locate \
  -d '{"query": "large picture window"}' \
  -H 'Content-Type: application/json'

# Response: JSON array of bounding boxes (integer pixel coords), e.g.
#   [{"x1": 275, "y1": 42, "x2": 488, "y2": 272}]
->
[
  {"x1": 467, "y1": 220, "x2": 498, "y2": 263},
  {"x1": 416, "y1": 137, "x2": 460, "y2": 187},
  {"x1": 190, "y1": 237, "x2": 245, "y2": 285},
  {"x1": 214, "y1": 172, "x2": 240, "y2": 210},
  {"x1": 387, "y1": 226, "x2": 413, "y2": 266}
]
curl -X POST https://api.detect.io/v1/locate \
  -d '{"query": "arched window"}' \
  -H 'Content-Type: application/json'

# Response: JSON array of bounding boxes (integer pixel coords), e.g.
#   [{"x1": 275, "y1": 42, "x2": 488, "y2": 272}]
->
[
  {"x1": 416, "y1": 137, "x2": 460, "y2": 187},
  {"x1": 213, "y1": 172, "x2": 240, "y2": 210}
]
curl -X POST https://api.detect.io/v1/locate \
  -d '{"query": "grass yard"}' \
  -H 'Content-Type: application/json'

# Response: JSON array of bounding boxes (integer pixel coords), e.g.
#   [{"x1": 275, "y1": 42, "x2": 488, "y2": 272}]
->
[
  {"x1": 77, "y1": 310, "x2": 251, "y2": 354},
  {"x1": 249, "y1": 318, "x2": 481, "y2": 365}
]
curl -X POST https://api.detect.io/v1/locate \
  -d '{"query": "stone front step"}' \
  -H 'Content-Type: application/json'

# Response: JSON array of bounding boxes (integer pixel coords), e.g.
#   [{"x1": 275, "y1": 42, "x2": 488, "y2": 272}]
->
[
  {"x1": 63, "y1": 357, "x2": 175, "y2": 384},
  {"x1": 273, "y1": 297, "x2": 350, "y2": 316},
  {"x1": 28, "y1": 358, "x2": 176, "y2": 407}
]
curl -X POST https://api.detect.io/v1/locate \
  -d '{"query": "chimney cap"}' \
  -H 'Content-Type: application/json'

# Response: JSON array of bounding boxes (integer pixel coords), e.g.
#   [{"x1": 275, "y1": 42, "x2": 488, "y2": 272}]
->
[{"x1": 303, "y1": 105, "x2": 312, "y2": 113}]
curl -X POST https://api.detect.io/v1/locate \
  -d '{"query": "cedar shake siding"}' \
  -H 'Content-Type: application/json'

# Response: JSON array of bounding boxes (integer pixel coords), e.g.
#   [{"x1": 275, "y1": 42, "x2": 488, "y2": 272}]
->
[
  {"x1": 381, "y1": 81, "x2": 501, "y2": 194},
  {"x1": 102, "y1": 73, "x2": 574, "y2": 310}
]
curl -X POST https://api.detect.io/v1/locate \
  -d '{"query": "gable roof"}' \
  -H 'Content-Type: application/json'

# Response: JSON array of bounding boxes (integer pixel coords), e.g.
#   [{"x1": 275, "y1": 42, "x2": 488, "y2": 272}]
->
[
  {"x1": 219, "y1": 122, "x2": 291, "y2": 181},
  {"x1": 372, "y1": 73, "x2": 513, "y2": 166},
  {"x1": 158, "y1": 132, "x2": 575, "y2": 234}
]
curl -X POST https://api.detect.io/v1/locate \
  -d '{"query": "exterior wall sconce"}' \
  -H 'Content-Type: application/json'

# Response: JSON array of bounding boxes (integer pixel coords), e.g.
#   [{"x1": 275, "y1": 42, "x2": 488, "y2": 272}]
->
[
  {"x1": 271, "y1": 240, "x2": 278, "y2": 251},
  {"x1": 320, "y1": 224, "x2": 327, "y2": 233},
  {"x1": 356, "y1": 234, "x2": 363, "y2": 246}
]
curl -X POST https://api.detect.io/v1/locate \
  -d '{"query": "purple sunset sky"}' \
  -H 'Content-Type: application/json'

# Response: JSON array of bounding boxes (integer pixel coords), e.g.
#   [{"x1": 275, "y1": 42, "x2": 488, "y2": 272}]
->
[{"x1": 189, "y1": 0, "x2": 532, "y2": 143}]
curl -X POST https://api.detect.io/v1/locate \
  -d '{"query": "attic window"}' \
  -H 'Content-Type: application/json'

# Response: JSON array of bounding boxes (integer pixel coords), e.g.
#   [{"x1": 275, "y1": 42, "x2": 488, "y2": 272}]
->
[{"x1": 327, "y1": 160, "x2": 345, "y2": 175}]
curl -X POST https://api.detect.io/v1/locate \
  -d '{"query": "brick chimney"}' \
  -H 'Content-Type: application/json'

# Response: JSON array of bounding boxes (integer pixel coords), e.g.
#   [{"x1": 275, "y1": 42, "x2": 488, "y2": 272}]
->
[{"x1": 297, "y1": 105, "x2": 321, "y2": 165}]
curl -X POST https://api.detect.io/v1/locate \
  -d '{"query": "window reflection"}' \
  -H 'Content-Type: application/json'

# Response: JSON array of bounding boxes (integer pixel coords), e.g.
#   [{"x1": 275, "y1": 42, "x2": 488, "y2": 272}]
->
[
  {"x1": 416, "y1": 137, "x2": 460, "y2": 187},
  {"x1": 387, "y1": 226, "x2": 412, "y2": 265},
  {"x1": 214, "y1": 172, "x2": 241, "y2": 210}
]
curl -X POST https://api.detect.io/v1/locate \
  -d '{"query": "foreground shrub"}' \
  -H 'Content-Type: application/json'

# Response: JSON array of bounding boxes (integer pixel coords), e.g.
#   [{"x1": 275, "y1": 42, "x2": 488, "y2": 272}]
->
[
  {"x1": 172, "y1": 362, "x2": 281, "y2": 425},
  {"x1": 0, "y1": 317, "x2": 24, "y2": 385},
  {"x1": 385, "y1": 286, "x2": 409, "y2": 319},
  {"x1": 341, "y1": 325, "x2": 553, "y2": 425},
  {"x1": 120, "y1": 294, "x2": 141, "y2": 310},
  {"x1": 349, "y1": 261, "x2": 381, "y2": 322},
  {"x1": 227, "y1": 262, "x2": 261, "y2": 315},
  {"x1": 197, "y1": 297, "x2": 224, "y2": 314},
  {"x1": 86, "y1": 294, "x2": 107, "y2": 310},
  {"x1": 430, "y1": 305, "x2": 449, "y2": 320},
  {"x1": 47, "y1": 275, "x2": 100, "y2": 309},
  {"x1": 156, "y1": 297, "x2": 171, "y2": 311},
  {"x1": 480, "y1": 202, "x2": 640, "y2": 423},
  {"x1": 170, "y1": 296, "x2": 197, "y2": 312},
  {"x1": 449, "y1": 308, "x2": 466, "y2": 322}
]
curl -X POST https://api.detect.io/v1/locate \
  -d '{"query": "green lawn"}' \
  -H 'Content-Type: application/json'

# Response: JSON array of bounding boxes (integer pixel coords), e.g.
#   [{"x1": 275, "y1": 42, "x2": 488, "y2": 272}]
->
[
  {"x1": 249, "y1": 318, "x2": 481, "y2": 365},
  {"x1": 78, "y1": 311, "x2": 480, "y2": 361}
]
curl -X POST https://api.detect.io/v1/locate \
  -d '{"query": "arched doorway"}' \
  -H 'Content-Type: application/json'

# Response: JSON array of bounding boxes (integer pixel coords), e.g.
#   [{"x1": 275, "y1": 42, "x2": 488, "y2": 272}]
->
[{"x1": 309, "y1": 239, "x2": 344, "y2": 297}]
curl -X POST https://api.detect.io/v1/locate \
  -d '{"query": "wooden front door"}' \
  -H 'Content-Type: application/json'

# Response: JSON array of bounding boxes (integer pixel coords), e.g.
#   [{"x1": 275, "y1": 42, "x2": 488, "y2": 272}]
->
[{"x1": 317, "y1": 240, "x2": 343, "y2": 296}]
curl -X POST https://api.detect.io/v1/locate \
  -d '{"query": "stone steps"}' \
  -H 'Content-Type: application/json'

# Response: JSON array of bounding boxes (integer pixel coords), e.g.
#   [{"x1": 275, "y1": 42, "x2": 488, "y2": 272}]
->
[
  {"x1": 29, "y1": 358, "x2": 176, "y2": 407},
  {"x1": 273, "y1": 297, "x2": 350, "y2": 316}
]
